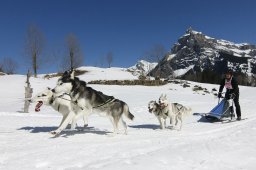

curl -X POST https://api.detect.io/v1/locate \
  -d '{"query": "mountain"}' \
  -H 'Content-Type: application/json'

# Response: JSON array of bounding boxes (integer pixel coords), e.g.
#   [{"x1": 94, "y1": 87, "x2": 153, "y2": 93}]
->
[
  {"x1": 150, "y1": 28, "x2": 256, "y2": 85},
  {"x1": 127, "y1": 60, "x2": 158, "y2": 76}
]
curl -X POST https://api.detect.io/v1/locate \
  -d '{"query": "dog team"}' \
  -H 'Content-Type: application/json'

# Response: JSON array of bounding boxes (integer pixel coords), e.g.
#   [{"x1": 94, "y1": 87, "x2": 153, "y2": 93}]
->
[{"x1": 30, "y1": 69, "x2": 191, "y2": 136}]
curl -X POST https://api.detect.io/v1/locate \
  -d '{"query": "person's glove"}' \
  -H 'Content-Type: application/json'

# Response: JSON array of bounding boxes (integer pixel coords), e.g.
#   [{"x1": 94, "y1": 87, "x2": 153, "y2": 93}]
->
[{"x1": 217, "y1": 92, "x2": 222, "y2": 98}]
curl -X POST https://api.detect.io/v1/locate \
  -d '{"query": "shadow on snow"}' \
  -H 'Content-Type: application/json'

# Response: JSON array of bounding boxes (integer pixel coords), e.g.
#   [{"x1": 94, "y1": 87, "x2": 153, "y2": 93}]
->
[
  {"x1": 193, "y1": 112, "x2": 220, "y2": 123},
  {"x1": 17, "y1": 126, "x2": 111, "y2": 137},
  {"x1": 129, "y1": 124, "x2": 160, "y2": 130}
]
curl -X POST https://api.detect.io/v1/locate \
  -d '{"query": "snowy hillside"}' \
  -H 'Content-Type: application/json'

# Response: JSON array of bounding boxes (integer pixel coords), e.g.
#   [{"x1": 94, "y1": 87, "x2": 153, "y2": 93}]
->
[
  {"x1": 76, "y1": 66, "x2": 139, "y2": 81},
  {"x1": 127, "y1": 60, "x2": 158, "y2": 76},
  {"x1": 1, "y1": 67, "x2": 256, "y2": 170}
]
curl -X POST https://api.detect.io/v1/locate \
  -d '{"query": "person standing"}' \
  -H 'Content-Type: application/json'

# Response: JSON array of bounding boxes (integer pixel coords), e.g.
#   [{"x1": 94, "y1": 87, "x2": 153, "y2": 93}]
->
[{"x1": 218, "y1": 70, "x2": 242, "y2": 120}]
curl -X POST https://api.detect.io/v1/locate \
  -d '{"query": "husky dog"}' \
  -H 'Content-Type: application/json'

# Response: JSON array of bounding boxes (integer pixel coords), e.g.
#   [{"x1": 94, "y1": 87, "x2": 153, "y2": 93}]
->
[
  {"x1": 158, "y1": 94, "x2": 191, "y2": 130},
  {"x1": 52, "y1": 70, "x2": 134, "y2": 135},
  {"x1": 148, "y1": 100, "x2": 167, "y2": 129},
  {"x1": 30, "y1": 88, "x2": 88, "y2": 134}
]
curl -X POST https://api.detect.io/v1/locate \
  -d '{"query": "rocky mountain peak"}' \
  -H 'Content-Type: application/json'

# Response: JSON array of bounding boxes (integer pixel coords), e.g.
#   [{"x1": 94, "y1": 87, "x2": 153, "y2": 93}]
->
[{"x1": 150, "y1": 28, "x2": 256, "y2": 86}]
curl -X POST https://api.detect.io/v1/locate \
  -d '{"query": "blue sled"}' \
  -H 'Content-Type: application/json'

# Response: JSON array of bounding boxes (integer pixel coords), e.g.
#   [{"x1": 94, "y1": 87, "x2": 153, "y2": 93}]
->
[{"x1": 205, "y1": 99, "x2": 233, "y2": 121}]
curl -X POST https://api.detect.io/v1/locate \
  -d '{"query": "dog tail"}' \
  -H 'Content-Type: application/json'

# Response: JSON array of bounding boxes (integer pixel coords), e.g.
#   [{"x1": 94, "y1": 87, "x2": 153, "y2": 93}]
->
[
  {"x1": 123, "y1": 103, "x2": 134, "y2": 121},
  {"x1": 183, "y1": 106, "x2": 192, "y2": 115}
]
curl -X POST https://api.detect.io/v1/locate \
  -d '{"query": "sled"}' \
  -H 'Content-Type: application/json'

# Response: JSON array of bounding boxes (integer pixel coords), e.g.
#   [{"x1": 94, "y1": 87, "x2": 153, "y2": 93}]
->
[{"x1": 204, "y1": 97, "x2": 235, "y2": 122}]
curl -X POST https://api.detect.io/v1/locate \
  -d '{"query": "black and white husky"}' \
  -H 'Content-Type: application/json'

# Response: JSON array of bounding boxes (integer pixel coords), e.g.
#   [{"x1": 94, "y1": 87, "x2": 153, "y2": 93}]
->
[
  {"x1": 52, "y1": 70, "x2": 134, "y2": 135},
  {"x1": 148, "y1": 94, "x2": 191, "y2": 130},
  {"x1": 30, "y1": 88, "x2": 88, "y2": 134}
]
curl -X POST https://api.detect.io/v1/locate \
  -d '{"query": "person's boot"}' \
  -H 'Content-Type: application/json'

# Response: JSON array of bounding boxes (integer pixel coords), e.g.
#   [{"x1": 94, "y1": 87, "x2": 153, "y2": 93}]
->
[{"x1": 236, "y1": 117, "x2": 241, "y2": 121}]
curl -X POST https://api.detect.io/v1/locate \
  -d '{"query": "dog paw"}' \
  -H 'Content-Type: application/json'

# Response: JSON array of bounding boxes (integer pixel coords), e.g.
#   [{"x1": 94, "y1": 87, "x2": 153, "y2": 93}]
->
[
  {"x1": 50, "y1": 131, "x2": 57, "y2": 135},
  {"x1": 50, "y1": 131, "x2": 60, "y2": 136},
  {"x1": 66, "y1": 124, "x2": 72, "y2": 129},
  {"x1": 160, "y1": 127, "x2": 166, "y2": 130}
]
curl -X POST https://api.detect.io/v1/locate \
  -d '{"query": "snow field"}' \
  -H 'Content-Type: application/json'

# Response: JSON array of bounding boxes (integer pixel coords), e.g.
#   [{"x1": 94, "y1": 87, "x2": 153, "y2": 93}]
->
[{"x1": 0, "y1": 68, "x2": 256, "y2": 170}]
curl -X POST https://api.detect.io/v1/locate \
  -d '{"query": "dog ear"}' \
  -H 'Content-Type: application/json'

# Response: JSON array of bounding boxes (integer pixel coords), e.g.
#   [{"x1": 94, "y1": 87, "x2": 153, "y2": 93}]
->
[
  {"x1": 63, "y1": 71, "x2": 68, "y2": 76},
  {"x1": 62, "y1": 71, "x2": 70, "y2": 79},
  {"x1": 47, "y1": 87, "x2": 51, "y2": 90},
  {"x1": 70, "y1": 69, "x2": 75, "y2": 79}
]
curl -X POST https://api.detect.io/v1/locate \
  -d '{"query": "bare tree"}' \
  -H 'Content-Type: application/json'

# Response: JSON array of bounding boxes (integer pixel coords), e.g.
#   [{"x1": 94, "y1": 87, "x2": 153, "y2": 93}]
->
[
  {"x1": 0, "y1": 62, "x2": 3, "y2": 72},
  {"x1": 144, "y1": 44, "x2": 167, "y2": 78},
  {"x1": 145, "y1": 44, "x2": 166, "y2": 63},
  {"x1": 1, "y1": 57, "x2": 18, "y2": 74},
  {"x1": 97, "y1": 55, "x2": 105, "y2": 68},
  {"x1": 25, "y1": 24, "x2": 45, "y2": 77},
  {"x1": 62, "y1": 33, "x2": 83, "y2": 70},
  {"x1": 106, "y1": 52, "x2": 113, "y2": 68}
]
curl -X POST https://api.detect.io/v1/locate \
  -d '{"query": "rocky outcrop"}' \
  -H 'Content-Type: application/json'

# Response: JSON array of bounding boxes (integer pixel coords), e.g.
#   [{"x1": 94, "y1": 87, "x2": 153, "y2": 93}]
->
[{"x1": 150, "y1": 28, "x2": 256, "y2": 84}]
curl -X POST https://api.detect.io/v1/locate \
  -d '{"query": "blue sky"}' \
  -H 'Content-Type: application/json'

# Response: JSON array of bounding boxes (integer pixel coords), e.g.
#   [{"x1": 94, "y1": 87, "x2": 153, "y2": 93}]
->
[{"x1": 0, "y1": 0, "x2": 256, "y2": 74}]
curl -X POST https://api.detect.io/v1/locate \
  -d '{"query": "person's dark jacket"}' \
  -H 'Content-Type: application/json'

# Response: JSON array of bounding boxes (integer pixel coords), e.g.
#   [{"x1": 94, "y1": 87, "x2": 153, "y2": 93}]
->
[{"x1": 219, "y1": 77, "x2": 239, "y2": 95}]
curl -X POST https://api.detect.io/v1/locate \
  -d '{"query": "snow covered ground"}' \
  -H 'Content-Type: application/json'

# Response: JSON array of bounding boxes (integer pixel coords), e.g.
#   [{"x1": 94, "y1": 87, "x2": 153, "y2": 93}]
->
[{"x1": 0, "y1": 67, "x2": 256, "y2": 170}]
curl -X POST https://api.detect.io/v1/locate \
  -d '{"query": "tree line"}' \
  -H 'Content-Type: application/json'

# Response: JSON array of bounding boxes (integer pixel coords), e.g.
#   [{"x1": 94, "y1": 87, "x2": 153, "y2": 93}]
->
[
  {"x1": 1, "y1": 24, "x2": 168, "y2": 77},
  {"x1": 0, "y1": 57, "x2": 18, "y2": 74},
  {"x1": 1, "y1": 23, "x2": 169, "y2": 77},
  {"x1": 0, "y1": 24, "x2": 115, "y2": 77},
  {"x1": 182, "y1": 69, "x2": 256, "y2": 87}
]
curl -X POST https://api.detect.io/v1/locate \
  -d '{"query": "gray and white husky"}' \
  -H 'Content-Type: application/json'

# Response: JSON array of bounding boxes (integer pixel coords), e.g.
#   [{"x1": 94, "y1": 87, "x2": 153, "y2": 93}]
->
[
  {"x1": 30, "y1": 88, "x2": 88, "y2": 135},
  {"x1": 52, "y1": 70, "x2": 134, "y2": 135},
  {"x1": 158, "y1": 94, "x2": 191, "y2": 130},
  {"x1": 148, "y1": 100, "x2": 167, "y2": 129},
  {"x1": 148, "y1": 94, "x2": 191, "y2": 130}
]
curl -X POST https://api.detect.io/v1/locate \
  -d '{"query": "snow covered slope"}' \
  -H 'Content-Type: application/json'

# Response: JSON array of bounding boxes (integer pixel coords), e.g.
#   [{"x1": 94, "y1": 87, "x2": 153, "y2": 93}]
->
[
  {"x1": 77, "y1": 66, "x2": 139, "y2": 81},
  {"x1": 127, "y1": 60, "x2": 158, "y2": 76},
  {"x1": 0, "y1": 67, "x2": 256, "y2": 170}
]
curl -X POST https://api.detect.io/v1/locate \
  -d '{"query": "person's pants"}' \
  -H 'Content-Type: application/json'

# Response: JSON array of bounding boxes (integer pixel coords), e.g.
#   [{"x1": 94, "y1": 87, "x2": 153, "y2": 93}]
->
[{"x1": 233, "y1": 93, "x2": 241, "y2": 118}]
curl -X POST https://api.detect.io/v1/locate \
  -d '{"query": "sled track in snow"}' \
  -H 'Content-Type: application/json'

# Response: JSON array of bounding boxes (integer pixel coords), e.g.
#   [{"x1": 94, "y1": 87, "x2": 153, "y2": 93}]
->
[
  {"x1": 1, "y1": 112, "x2": 256, "y2": 170},
  {"x1": 182, "y1": 115, "x2": 256, "y2": 137},
  {"x1": 83, "y1": 117, "x2": 256, "y2": 169}
]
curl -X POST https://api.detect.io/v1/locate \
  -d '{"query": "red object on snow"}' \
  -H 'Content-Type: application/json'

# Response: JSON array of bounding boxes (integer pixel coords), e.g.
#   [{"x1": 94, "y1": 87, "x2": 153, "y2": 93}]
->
[{"x1": 35, "y1": 101, "x2": 43, "y2": 112}]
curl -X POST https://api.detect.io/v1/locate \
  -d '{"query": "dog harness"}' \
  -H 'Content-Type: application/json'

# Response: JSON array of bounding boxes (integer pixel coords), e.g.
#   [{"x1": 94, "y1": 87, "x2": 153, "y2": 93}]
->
[
  {"x1": 93, "y1": 97, "x2": 116, "y2": 108},
  {"x1": 72, "y1": 97, "x2": 116, "y2": 110},
  {"x1": 160, "y1": 103, "x2": 183, "y2": 116},
  {"x1": 161, "y1": 105, "x2": 169, "y2": 117},
  {"x1": 51, "y1": 93, "x2": 116, "y2": 110},
  {"x1": 49, "y1": 93, "x2": 71, "y2": 104},
  {"x1": 49, "y1": 93, "x2": 74, "y2": 111}
]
